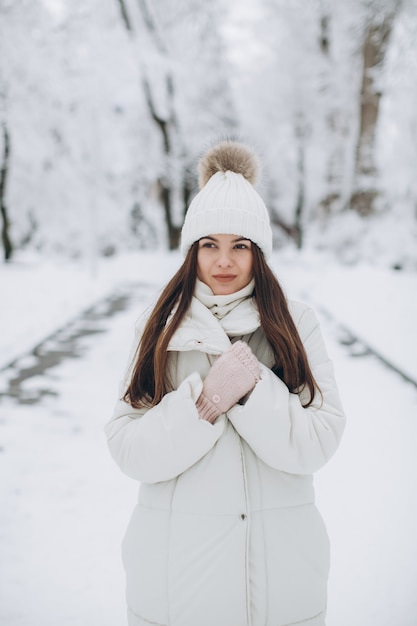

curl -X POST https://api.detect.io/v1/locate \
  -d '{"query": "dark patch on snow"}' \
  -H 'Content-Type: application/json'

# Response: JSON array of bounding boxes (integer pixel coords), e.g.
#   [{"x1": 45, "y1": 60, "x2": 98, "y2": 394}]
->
[
  {"x1": 318, "y1": 306, "x2": 417, "y2": 389},
  {"x1": 0, "y1": 283, "x2": 153, "y2": 405}
]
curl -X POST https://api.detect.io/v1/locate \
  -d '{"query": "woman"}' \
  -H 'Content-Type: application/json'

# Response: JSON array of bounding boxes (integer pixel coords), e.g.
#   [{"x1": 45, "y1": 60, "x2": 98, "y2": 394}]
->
[{"x1": 105, "y1": 141, "x2": 346, "y2": 626}]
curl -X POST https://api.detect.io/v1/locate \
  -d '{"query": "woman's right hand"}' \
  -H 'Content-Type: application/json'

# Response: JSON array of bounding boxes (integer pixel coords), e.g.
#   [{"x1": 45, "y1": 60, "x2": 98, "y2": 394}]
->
[{"x1": 196, "y1": 341, "x2": 261, "y2": 423}]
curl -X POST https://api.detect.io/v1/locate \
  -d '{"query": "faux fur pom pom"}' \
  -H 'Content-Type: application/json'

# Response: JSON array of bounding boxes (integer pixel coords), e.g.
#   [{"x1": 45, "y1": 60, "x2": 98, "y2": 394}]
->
[{"x1": 198, "y1": 140, "x2": 260, "y2": 189}]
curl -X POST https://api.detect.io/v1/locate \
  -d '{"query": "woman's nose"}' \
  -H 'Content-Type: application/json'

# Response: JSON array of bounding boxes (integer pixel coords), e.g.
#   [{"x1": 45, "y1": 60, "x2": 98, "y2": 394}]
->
[{"x1": 216, "y1": 251, "x2": 233, "y2": 267}]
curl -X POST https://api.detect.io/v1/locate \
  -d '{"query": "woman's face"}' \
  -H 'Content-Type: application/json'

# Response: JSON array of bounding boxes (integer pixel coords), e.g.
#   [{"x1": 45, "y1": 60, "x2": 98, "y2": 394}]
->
[{"x1": 197, "y1": 233, "x2": 254, "y2": 295}]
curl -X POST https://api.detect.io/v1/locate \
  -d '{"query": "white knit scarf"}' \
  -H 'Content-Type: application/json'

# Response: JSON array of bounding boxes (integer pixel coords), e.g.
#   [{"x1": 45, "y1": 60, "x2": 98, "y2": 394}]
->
[{"x1": 194, "y1": 278, "x2": 260, "y2": 336}]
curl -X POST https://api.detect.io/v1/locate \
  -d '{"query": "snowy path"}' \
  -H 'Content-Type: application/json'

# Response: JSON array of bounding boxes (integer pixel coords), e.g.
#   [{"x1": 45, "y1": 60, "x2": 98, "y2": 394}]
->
[
  {"x1": 314, "y1": 327, "x2": 417, "y2": 626},
  {"x1": 1, "y1": 278, "x2": 417, "y2": 626},
  {"x1": 0, "y1": 283, "x2": 154, "y2": 626}
]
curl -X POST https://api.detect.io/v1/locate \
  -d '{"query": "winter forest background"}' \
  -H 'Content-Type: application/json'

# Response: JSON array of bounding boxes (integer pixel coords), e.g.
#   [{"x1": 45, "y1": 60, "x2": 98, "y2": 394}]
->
[
  {"x1": 1, "y1": 0, "x2": 417, "y2": 268},
  {"x1": 1, "y1": 2, "x2": 417, "y2": 624}
]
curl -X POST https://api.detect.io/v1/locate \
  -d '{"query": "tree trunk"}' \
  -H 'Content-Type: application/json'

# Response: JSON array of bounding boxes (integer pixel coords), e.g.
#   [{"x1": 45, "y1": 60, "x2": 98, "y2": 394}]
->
[
  {"x1": 350, "y1": 3, "x2": 401, "y2": 215},
  {"x1": 141, "y1": 71, "x2": 182, "y2": 249},
  {"x1": 117, "y1": 0, "x2": 185, "y2": 250},
  {"x1": 116, "y1": 0, "x2": 134, "y2": 32},
  {"x1": 270, "y1": 115, "x2": 305, "y2": 248},
  {"x1": 319, "y1": 112, "x2": 349, "y2": 215},
  {"x1": 0, "y1": 122, "x2": 12, "y2": 261},
  {"x1": 293, "y1": 112, "x2": 306, "y2": 249},
  {"x1": 294, "y1": 141, "x2": 304, "y2": 249},
  {"x1": 138, "y1": 0, "x2": 185, "y2": 249},
  {"x1": 317, "y1": 2, "x2": 351, "y2": 217},
  {"x1": 156, "y1": 177, "x2": 181, "y2": 250}
]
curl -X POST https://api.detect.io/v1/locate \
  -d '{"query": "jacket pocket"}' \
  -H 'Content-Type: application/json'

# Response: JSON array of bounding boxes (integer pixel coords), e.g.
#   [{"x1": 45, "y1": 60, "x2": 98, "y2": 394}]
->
[
  {"x1": 263, "y1": 504, "x2": 330, "y2": 626},
  {"x1": 122, "y1": 505, "x2": 170, "y2": 625}
]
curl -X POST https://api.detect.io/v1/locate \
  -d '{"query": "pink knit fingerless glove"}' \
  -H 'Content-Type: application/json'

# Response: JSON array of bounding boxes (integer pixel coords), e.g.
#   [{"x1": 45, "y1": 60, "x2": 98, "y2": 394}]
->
[{"x1": 196, "y1": 341, "x2": 261, "y2": 423}]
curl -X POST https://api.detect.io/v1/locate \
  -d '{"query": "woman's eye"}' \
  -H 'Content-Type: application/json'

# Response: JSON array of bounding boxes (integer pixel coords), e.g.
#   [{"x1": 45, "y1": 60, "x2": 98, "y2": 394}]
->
[
  {"x1": 235, "y1": 243, "x2": 249, "y2": 249},
  {"x1": 201, "y1": 242, "x2": 216, "y2": 248}
]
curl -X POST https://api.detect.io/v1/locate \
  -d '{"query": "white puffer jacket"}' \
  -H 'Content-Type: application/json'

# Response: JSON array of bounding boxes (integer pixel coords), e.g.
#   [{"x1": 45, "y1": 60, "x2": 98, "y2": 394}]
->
[{"x1": 105, "y1": 297, "x2": 346, "y2": 626}]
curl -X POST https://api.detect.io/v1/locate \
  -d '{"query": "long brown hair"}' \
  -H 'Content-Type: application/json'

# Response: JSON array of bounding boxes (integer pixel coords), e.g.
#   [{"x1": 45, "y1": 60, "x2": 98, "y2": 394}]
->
[
  {"x1": 124, "y1": 242, "x2": 319, "y2": 409},
  {"x1": 251, "y1": 245, "x2": 318, "y2": 406}
]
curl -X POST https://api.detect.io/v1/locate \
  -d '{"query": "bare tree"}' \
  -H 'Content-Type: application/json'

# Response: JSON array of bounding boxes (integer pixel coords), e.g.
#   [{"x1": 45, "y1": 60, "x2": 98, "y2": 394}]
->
[
  {"x1": 139, "y1": 0, "x2": 184, "y2": 249},
  {"x1": 270, "y1": 112, "x2": 307, "y2": 249},
  {"x1": 0, "y1": 119, "x2": 12, "y2": 261},
  {"x1": 0, "y1": 2, "x2": 12, "y2": 260},
  {"x1": 317, "y1": 1, "x2": 350, "y2": 216},
  {"x1": 350, "y1": 0, "x2": 402, "y2": 214},
  {"x1": 116, "y1": 0, "x2": 237, "y2": 250},
  {"x1": 116, "y1": 0, "x2": 183, "y2": 248},
  {"x1": 116, "y1": 0, "x2": 134, "y2": 32}
]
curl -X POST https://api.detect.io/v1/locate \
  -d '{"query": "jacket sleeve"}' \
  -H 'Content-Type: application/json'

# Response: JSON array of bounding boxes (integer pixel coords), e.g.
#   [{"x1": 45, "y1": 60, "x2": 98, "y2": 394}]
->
[
  {"x1": 104, "y1": 324, "x2": 225, "y2": 484},
  {"x1": 227, "y1": 306, "x2": 346, "y2": 475}
]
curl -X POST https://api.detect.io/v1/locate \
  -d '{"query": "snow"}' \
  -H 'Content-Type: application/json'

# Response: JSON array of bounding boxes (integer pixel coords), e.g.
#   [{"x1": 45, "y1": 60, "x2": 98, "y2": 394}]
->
[
  {"x1": 0, "y1": 250, "x2": 178, "y2": 370},
  {"x1": 1, "y1": 249, "x2": 417, "y2": 625},
  {"x1": 274, "y1": 248, "x2": 417, "y2": 382}
]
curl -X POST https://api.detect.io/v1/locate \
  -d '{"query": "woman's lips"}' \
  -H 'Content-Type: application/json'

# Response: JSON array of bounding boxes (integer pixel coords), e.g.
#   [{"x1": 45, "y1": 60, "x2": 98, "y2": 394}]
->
[{"x1": 212, "y1": 274, "x2": 237, "y2": 282}]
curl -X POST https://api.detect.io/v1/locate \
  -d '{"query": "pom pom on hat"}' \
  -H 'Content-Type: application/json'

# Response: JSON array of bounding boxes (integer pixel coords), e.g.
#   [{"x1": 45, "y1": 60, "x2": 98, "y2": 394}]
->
[
  {"x1": 198, "y1": 141, "x2": 260, "y2": 188},
  {"x1": 180, "y1": 140, "x2": 273, "y2": 260}
]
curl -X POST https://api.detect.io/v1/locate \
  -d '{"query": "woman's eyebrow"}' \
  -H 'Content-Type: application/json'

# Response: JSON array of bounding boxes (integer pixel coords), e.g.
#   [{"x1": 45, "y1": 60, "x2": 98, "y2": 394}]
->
[{"x1": 199, "y1": 236, "x2": 250, "y2": 243}]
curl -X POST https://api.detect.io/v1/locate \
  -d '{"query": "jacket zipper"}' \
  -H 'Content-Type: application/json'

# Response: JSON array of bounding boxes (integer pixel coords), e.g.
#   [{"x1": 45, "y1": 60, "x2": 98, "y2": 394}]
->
[{"x1": 238, "y1": 437, "x2": 252, "y2": 626}]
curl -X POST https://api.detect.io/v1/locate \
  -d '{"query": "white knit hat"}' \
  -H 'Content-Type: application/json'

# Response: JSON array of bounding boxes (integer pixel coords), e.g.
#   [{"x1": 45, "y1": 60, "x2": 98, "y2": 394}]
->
[{"x1": 180, "y1": 141, "x2": 273, "y2": 259}]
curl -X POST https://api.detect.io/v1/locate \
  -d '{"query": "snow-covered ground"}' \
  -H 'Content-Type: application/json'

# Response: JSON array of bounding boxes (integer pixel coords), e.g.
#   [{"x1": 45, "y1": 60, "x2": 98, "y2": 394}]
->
[{"x1": 1, "y1": 249, "x2": 417, "y2": 626}]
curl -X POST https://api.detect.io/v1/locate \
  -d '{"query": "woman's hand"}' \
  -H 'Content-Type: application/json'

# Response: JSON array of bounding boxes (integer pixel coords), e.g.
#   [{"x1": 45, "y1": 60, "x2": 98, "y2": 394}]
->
[{"x1": 196, "y1": 341, "x2": 261, "y2": 423}]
